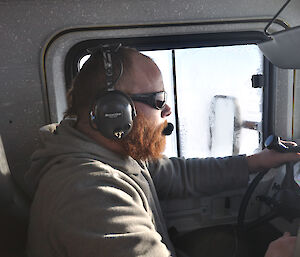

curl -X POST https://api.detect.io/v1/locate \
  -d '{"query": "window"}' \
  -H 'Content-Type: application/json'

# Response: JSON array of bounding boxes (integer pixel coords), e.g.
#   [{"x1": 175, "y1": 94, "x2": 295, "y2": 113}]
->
[
  {"x1": 79, "y1": 44, "x2": 264, "y2": 158},
  {"x1": 144, "y1": 45, "x2": 263, "y2": 158}
]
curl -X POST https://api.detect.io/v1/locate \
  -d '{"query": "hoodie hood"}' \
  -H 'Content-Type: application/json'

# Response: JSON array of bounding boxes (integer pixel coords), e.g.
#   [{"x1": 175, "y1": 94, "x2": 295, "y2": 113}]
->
[{"x1": 24, "y1": 119, "x2": 143, "y2": 198}]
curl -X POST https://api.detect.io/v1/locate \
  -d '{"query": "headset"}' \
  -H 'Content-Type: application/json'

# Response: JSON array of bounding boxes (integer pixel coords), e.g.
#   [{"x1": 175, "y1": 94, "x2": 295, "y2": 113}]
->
[{"x1": 88, "y1": 44, "x2": 137, "y2": 140}]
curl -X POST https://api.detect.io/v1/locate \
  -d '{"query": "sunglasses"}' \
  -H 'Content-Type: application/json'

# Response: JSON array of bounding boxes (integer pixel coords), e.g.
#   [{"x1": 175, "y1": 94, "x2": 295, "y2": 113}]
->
[{"x1": 129, "y1": 91, "x2": 167, "y2": 110}]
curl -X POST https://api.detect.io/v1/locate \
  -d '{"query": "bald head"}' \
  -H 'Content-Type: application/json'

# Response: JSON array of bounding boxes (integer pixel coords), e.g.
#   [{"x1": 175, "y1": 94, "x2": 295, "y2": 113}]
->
[{"x1": 116, "y1": 50, "x2": 163, "y2": 95}]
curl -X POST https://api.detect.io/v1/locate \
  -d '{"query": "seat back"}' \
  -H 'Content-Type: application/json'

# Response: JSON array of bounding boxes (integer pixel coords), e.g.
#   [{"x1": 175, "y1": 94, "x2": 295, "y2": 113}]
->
[{"x1": 0, "y1": 136, "x2": 30, "y2": 256}]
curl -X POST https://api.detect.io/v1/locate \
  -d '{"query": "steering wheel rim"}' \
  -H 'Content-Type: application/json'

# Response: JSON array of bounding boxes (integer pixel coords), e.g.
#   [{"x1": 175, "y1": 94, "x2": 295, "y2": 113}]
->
[
  {"x1": 238, "y1": 161, "x2": 300, "y2": 233},
  {"x1": 237, "y1": 169, "x2": 269, "y2": 232}
]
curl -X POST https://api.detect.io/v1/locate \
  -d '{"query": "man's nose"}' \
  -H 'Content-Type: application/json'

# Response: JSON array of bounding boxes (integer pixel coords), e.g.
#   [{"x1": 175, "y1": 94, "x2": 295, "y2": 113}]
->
[{"x1": 161, "y1": 104, "x2": 171, "y2": 118}]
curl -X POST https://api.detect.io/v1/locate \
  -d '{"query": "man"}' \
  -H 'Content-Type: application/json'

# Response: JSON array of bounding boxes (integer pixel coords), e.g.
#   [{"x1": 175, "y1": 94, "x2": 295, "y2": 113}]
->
[{"x1": 25, "y1": 46, "x2": 299, "y2": 257}]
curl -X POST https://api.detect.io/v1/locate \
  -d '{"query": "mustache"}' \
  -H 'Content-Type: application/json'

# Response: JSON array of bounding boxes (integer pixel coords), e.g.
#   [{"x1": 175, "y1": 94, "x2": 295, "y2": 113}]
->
[{"x1": 162, "y1": 122, "x2": 174, "y2": 136}]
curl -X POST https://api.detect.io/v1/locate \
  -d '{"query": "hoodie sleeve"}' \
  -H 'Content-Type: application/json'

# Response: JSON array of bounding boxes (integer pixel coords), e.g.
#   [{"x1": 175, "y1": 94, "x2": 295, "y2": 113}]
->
[
  {"x1": 27, "y1": 164, "x2": 172, "y2": 257},
  {"x1": 147, "y1": 155, "x2": 250, "y2": 200}
]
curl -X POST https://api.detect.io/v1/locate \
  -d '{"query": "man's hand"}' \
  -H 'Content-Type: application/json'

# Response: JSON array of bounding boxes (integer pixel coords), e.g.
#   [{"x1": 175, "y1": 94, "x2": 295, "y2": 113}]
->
[
  {"x1": 265, "y1": 232, "x2": 296, "y2": 257},
  {"x1": 247, "y1": 148, "x2": 300, "y2": 173}
]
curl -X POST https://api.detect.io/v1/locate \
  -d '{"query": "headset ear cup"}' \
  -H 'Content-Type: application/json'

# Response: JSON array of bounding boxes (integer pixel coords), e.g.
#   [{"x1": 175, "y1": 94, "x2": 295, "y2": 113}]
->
[{"x1": 91, "y1": 90, "x2": 136, "y2": 140}]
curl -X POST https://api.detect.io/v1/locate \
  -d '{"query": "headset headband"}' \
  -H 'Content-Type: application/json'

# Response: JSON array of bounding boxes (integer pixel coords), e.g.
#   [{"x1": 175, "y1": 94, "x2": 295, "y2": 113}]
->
[
  {"x1": 102, "y1": 45, "x2": 115, "y2": 89},
  {"x1": 87, "y1": 43, "x2": 123, "y2": 91}
]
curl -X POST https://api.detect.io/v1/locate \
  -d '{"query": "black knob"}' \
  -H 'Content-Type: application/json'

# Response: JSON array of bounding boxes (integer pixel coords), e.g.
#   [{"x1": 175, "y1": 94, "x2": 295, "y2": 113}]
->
[{"x1": 265, "y1": 135, "x2": 280, "y2": 149}]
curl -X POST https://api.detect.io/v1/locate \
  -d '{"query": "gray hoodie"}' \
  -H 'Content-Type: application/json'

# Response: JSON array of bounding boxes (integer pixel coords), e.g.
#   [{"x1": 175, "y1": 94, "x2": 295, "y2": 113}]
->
[{"x1": 25, "y1": 119, "x2": 249, "y2": 257}]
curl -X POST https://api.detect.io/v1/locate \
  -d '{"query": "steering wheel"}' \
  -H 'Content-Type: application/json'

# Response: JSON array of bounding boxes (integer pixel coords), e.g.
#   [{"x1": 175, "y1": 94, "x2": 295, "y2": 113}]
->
[{"x1": 237, "y1": 135, "x2": 300, "y2": 233}]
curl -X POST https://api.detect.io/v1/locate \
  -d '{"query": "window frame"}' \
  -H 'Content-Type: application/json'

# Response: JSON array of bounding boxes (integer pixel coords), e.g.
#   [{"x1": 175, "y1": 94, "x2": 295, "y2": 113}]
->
[{"x1": 64, "y1": 32, "x2": 274, "y2": 155}]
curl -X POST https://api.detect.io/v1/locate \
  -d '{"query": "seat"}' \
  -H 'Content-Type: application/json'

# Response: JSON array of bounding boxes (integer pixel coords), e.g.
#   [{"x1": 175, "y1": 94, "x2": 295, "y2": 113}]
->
[{"x1": 0, "y1": 135, "x2": 30, "y2": 256}]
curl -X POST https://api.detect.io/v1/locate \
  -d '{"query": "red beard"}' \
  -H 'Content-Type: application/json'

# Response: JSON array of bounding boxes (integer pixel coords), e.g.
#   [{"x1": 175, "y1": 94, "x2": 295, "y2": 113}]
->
[{"x1": 120, "y1": 113, "x2": 167, "y2": 161}]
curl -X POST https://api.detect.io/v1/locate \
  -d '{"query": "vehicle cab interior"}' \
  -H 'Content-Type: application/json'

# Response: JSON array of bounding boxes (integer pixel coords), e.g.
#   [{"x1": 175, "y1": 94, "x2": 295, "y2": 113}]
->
[{"x1": 1, "y1": 0, "x2": 300, "y2": 256}]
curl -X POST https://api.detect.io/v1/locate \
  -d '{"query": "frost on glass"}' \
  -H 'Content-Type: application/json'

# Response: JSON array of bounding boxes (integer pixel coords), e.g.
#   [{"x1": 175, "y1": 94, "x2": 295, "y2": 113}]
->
[
  {"x1": 209, "y1": 96, "x2": 236, "y2": 157},
  {"x1": 175, "y1": 45, "x2": 263, "y2": 158}
]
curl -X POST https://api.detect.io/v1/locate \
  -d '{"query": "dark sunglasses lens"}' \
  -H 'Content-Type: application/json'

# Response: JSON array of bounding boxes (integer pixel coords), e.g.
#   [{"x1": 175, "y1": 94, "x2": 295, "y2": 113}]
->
[{"x1": 155, "y1": 92, "x2": 166, "y2": 109}]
